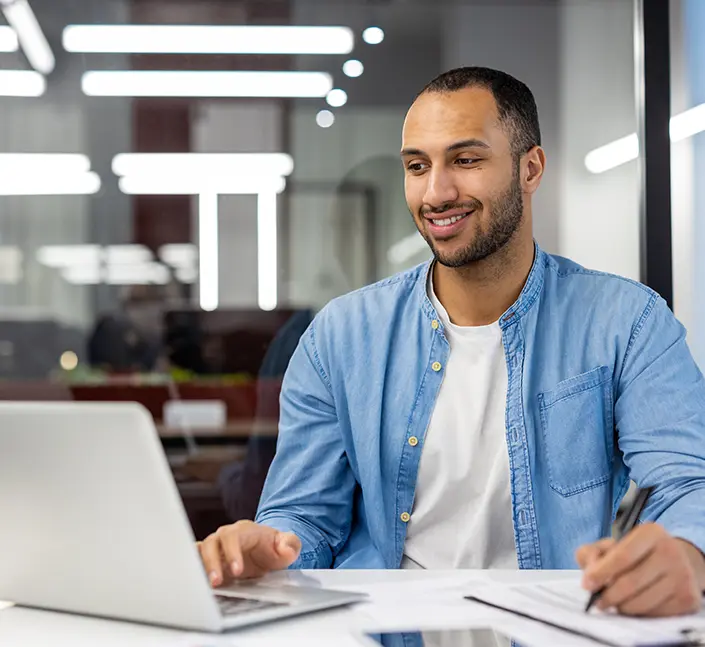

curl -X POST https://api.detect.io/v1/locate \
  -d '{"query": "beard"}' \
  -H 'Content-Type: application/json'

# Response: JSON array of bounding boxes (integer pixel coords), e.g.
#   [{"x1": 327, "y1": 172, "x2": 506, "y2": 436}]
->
[{"x1": 418, "y1": 164, "x2": 524, "y2": 268}]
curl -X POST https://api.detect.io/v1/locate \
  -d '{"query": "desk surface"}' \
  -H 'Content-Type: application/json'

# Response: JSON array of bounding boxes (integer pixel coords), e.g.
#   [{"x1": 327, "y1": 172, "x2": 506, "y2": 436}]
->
[{"x1": 0, "y1": 570, "x2": 591, "y2": 647}]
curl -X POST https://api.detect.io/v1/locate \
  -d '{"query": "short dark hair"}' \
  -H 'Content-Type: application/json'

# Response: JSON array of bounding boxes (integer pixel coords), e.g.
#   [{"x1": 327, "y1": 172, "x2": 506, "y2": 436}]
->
[{"x1": 417, "y1": 67, "x2": 541, "y2": 157}]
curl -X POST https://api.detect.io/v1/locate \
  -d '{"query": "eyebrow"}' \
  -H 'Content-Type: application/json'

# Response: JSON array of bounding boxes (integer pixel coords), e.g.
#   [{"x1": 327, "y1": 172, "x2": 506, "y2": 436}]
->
[{"x1": 400, "y1": 138, "x2": 491, "y2": 157}]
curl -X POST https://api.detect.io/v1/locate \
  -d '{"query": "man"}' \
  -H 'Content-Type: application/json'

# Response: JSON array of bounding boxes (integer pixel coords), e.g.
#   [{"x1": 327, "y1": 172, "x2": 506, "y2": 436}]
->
[{"x1": 199, "y1": 67, "x2": 705, "y2": 617}]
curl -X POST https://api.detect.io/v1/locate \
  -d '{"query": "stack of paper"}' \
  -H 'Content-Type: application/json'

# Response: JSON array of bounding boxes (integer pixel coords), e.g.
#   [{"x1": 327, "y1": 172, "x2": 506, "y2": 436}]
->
[{"x1": 467, "y1": 579, "x2": 705, "y2": 647}]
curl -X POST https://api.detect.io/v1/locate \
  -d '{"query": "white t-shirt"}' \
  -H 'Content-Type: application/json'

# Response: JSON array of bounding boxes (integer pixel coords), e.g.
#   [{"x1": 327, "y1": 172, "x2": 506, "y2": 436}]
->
[{"x1": 401, "y1": 275, "x2": 518, "y2": 570}]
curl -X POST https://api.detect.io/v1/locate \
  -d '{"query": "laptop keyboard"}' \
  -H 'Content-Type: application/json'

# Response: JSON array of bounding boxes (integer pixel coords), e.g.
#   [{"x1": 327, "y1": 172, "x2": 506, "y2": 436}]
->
[{"x1": 215, "y1": 594, "x2": 286, "y2": 617}]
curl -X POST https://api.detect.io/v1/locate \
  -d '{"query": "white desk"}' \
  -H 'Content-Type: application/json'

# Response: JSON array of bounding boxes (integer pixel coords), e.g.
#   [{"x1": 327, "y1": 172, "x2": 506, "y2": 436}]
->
[{"x1": 0, "y1": 570, "x2": 590, "y2": 647}]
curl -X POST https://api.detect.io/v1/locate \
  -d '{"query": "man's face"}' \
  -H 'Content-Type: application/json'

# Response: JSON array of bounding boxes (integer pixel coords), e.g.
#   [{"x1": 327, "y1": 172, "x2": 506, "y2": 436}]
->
[{"x1": 401, "y1": 87, "x2": 524, "y2": 268}]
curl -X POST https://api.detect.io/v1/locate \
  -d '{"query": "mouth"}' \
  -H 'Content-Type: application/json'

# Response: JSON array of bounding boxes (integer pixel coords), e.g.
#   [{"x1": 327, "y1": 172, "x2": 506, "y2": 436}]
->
[
  {"x1": 428, "y1": 211, "x2": 472, "y2": 227},
  {"x1": 425, "y1": 210, "x2": 474, "y2": 239}
]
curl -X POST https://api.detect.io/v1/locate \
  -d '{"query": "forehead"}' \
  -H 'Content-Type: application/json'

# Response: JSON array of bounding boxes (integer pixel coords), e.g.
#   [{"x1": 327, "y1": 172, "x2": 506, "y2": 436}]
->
[{"x1": 402, "y1": 87, "x2": 508, "y2": 153}]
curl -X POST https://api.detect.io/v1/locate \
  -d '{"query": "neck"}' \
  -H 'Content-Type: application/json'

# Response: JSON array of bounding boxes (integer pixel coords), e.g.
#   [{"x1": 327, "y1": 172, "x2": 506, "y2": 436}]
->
[{"x1": 432, "y1": 231, "x2": 535, "y2": 327}]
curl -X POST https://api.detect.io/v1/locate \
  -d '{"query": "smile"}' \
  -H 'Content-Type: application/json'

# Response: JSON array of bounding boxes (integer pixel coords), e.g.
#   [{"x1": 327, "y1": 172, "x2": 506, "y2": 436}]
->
[{"x1": 430, "y1": 211, "x2": 472, "y2": 227}]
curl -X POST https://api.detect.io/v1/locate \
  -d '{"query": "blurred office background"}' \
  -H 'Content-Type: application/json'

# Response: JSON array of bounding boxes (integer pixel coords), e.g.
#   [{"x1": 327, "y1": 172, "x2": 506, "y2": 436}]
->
[{"x1": 0, "y1": 0, "x2": 701, "y2": 538}]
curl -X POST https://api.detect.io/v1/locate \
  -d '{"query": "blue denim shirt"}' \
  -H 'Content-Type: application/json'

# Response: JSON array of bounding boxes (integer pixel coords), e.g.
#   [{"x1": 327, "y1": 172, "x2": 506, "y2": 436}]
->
[{"x1": 256, "y1": 244, "x2": 705, "y2": 570}]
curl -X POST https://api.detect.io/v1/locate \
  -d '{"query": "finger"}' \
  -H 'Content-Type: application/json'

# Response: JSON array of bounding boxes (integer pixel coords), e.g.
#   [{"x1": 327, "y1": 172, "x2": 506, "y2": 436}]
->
[
  {"x1": 217, "y1": 525, "x2": 247, "y2": 579},
  {"x1": 199, "y1": 535, "x2": 224, "y2": 587},
  {"x1": 247, "y1": 531, "x2": 301, "y2": 575},
  {"x1": 275, "y1": 532, "x2": 302, "y2": 564},
  {"x1": 584, "y1": 524, "x2": 664, "y2": 591},
  {"x1": 649, "y1": 585, "x2": 702, "y2": 617},
  {"x1": 576, "y1": 538, "x2": 616, "y2": 570},
  {"x1": 615, "y1": 579, "x2": 673, "y2": 617},
  {"x1": 595, "y1": 552, "x2": 668, "y2": 611}
]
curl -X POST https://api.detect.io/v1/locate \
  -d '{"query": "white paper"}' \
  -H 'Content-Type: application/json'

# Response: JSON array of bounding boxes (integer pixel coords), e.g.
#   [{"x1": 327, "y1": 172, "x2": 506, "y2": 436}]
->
[{"x1": 468, "y1": 578, "x2": 705, "y2": 647}]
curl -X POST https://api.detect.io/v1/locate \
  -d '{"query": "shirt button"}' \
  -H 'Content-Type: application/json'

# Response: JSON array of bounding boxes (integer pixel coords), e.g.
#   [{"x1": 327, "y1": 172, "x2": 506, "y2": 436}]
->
[
  {"x1": 408, "y1": 436, "x2": 419, "y2": 447},
  {"x1": 431, "y1": 319, "x2": 439, "y2": 330},
  {"x1": 400, "y1": 512, "x2": 411, "y2": 523},
  {"x1": 431, "y1": 361, "x2": 442, "y2": 372}
]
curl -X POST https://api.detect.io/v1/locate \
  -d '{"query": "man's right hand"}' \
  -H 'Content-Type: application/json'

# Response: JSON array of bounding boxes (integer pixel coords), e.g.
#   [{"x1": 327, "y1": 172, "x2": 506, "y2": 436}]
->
[{"x1": 197, "y1": 520, "x2": 301, "y2": 586}]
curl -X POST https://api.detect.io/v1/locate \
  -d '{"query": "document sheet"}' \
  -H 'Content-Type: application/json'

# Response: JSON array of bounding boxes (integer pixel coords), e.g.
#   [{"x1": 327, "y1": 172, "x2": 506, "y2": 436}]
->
[{"x1": 466, "y1": 578, "x2": 705, "y2": 647}]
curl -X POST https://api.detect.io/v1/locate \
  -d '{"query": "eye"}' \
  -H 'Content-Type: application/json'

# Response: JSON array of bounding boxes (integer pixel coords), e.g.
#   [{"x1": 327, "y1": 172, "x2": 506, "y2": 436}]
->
[
  {"x1": 455, "y1": 157, "x2": 478, "y2": 166},
  {"x1": 406, "y1": 161, "x2": 428, "y2": 173}
]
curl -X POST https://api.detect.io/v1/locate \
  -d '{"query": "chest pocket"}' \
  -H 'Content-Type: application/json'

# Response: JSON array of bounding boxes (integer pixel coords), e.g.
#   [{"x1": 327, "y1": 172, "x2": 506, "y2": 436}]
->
[{"x1": 538, "y1": 365, "x2": 614, "y2": 497}]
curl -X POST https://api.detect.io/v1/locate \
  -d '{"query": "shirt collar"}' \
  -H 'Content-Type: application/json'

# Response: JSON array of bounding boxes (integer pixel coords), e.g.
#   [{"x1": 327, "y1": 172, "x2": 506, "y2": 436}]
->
[{"x1": 419, "y1": 240, "x2": 546, "y2": 330}]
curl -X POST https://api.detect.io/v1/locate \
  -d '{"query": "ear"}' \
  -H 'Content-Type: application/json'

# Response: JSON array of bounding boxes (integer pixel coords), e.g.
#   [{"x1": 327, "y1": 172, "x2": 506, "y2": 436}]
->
[{"x1": 521, "y1": 146, "x2": 546, "y2": 194}]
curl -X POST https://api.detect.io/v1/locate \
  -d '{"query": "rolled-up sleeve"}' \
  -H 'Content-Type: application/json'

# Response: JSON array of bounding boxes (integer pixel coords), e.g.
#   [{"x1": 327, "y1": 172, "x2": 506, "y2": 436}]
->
[
  {"x1": 615, "y1": 294, "x2": 705, "y2": 554},
  {"x1": 255, "y1": 319, "x2": 356, "y2": 569}
]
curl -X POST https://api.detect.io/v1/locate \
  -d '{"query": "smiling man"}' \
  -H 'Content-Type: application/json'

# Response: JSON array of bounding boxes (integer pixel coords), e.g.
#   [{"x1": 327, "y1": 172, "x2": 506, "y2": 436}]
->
[{"x1": 199, "y1": 67, "x2": 705, "y2": 617}]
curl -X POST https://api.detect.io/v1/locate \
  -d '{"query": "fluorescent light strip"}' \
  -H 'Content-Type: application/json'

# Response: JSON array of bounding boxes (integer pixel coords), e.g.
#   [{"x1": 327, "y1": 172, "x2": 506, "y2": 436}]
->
[
  {"x1": 257, "y1": 191, "x2": 278, "y2": 312},
  {"x1": 63, "y1": 24, "x2": 354, "y2": 55},
  {"x1": 112, "y1": 153, "x2": 294, "y2": 178},
  {"x1": 159, "y1": 243, "x2": 197, "y2": 269},
  {"x1": 0, "y1": 153, "x2": 91, "y2": 175},
  {"x1": 118, "y1": 175, "x2": 286, "y2": 196},
  {"x1": 105, "y1": 244, "x2": 152, "y2": 265},
  {"x1": 82, "y1": 70, "x2": 333, "y2": 98},
  {"x1": 670, "y1": 103, "x2": 705, "y2": 142},
  {"x1": 0, "y1": 69, "x2": 45, "y2": 96},
  {"x1": 2, "y1": 0, "x2": 54, "y2": 74},
  {"x1": 0, "y1": 172, "x2": 100, "y2": 195},
  {"x1": 585, "y1": 102, "x2": 705, "y2": 173},
  {"x1": 0, "y1": 25, "x2": 18, "y2": 51},
  {"x1": 62, "y1": 262, "x2": 170, "y2": 286},
  {"x1": 37, "y1": 244, "x2": 153, "y2": 268},
  {"x1": 584, "y1": 134, "x2": 639, "y2": 174},
  {"x1": 199, "y1": 193, "x2": 219, "y2": 311},
  {"x1": 37, "y1": 245, "x2": 101, "y2": 268}
]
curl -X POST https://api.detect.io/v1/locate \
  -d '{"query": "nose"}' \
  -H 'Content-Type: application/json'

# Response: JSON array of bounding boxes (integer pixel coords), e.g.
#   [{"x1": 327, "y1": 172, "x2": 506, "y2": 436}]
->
[{"x1": 422, "y1": 167, "x2": 459, "y2": 209}]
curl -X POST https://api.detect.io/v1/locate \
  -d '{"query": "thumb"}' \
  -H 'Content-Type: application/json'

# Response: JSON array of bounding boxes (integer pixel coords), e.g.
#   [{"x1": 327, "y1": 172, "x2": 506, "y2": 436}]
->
[{"x1": 275, "y1": 532, "x2": 301, "y2": 561}]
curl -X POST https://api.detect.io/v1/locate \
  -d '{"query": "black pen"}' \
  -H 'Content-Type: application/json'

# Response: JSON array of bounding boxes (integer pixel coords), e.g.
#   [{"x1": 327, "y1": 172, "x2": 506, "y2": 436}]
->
[{"x1": 584, "y1": 486, "x2": 655, "y2": 613}]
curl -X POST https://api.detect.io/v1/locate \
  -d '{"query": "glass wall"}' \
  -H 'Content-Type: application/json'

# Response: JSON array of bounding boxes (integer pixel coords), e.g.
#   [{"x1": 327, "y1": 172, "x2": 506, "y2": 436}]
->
[
  {"x1": 0, "y1": 0, "x2": 637, "y2": 538},
  {"x1": 671, "y1": 0, "x2": 705, "y2": 369}
]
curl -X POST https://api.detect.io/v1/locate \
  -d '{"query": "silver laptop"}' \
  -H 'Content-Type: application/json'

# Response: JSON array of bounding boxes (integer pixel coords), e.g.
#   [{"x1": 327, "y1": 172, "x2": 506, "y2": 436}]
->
[{"x1": 0, "y1": 402, "x2": 365, "y2": 631}]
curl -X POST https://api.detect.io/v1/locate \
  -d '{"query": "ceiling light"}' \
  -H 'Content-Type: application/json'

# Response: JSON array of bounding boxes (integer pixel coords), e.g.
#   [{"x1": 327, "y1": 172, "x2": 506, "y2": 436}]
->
[
  {"x1": 112, "y1": 153, "x2": 294, "y2": 178},
  {"x1": 159, "y1": 243, "x2": 197, "y2": 269},
  {"x1": 82, "y1": 70, "x2": 333, "y2": 98},
  {"x1": 0, "y1": 171, "x2": 101, "y2": 195},
  {"x1": 585, "y1": 102, "x2": 705, "y2": 173},
  {"x1": 37, "y1": 245, "x2": 101, "y2": 268},
  {"x1": 316, "y1": 109, "x2": 335, "y2": 128},
  {"x1": 362, "y1": 26, "x2": 384, "y2": 45},
  {"x1": 257, "y1": 191, "x2": 278, "y2": 312},
  {"x1": 61, "y1": 265, "x2": 100, "y2": 285},
  {"x1": 59, "y1": 260, "x2": 170, "y2": 286},
  {"x1": 0, "y1": 69, "x2": 45, "y2": 96},
  {"x1": 0, "y1": 25, "x2": 18, "y2": 51},
  {"x1": 104, "y1": 244, "x2": 152, "y2": 265},
  {"x1": 584, "y1": 134, "x2": 639, "y2": 174},
  {"x1": 1, "y1": 0, "x2": 54, "y2": 74},
  {"x1": 199, "y1": 193, "x2": 218, "y2": 312},
  {"x1": 342, "y1": 59, "x2": 364, "y2": 78},
  {"x1": 0, "y1": 153, "x2": 91, "y2": 175},
  {"x1": 669, "y1": 102, "x2": 705, "y2": 142},
  {"x1": 118, "y1": 174, "x2": 286, "y2": 196},
  {"x1": 175, "y1": 267, "x2": 197, "y2": 284},
  {"x1": 63, "y1": 24, "x2": 354, "y2": 55},
  {"x1": 326, "y1": 88, "x2": 347, "y2": 108}
]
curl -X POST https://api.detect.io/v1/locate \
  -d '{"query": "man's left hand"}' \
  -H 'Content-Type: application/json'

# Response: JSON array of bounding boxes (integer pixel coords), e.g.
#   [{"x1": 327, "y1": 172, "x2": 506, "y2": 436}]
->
[{"x1": 576, "y1": 522, "x2": 705, "y2": 617}]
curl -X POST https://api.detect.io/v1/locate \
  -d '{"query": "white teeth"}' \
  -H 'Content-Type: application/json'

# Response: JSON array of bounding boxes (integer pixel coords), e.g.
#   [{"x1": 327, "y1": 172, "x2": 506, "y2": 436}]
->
[{"x1": 431, "y1": 212, "x2": 469, "y2": 227}]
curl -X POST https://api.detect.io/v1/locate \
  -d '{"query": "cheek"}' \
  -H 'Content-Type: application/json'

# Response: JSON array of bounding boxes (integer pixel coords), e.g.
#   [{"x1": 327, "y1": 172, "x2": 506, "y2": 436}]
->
[{"x1": 404, "y1": 176, "x2": 425, "y2": 214}]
